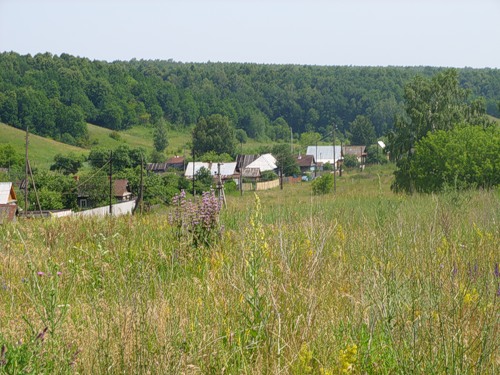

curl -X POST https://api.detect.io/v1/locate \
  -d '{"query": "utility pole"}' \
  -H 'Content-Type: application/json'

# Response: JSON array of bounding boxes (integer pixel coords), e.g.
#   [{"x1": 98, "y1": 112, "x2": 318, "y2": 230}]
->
[
  {"x1": 315, "y1": 141, "x2": 318, "y2": 178},
  {"x1": 192, "y1": 146, "x2": 196, "y2": 196},
  {"x1": 340, "y1": 141, "x2": 343, "y2": 177},
  {"x1": 24, "y1": 125, "x2": 29, "y2": 214},
  {"x1": 109, "y1": 151, "x2": 113, "y2": 216},
  {"x1": 279, "y1": 166, "x2": 283, "y2": 190},
  {"x1": 139, "y1": 152, "x2": 144, "y2": 214},
  {"x1": 333, "y1": 127, "x2": 337, "y2": 193}
]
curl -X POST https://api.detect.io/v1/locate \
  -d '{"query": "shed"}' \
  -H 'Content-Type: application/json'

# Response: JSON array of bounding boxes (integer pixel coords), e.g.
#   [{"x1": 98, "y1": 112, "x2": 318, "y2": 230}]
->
[
  {"x1": 0, "y1": 182, "x2": 18, "y2": 223},
  {"x1": 0, "y1": 182, "x2": 17, "y2": 204}
]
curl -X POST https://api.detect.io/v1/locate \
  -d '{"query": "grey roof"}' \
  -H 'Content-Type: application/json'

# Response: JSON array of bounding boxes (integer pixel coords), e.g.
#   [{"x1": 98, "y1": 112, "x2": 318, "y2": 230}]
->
[
  {"x1": 306, "y1": 146, "x2": 342, "y2": 164},
  {"x1": 210, "y1": 162, "x2": 237, "y2": 178},
  {"x1": 242, "y1": 168, "x2": 261, "y2": 178},
  {"x1": 146, "y1": 163, "x2": 169, "y2": 172}
]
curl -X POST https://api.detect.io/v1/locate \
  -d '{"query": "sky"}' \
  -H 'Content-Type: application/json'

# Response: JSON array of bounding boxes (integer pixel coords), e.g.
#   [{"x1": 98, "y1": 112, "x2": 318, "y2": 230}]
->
[{"x1": 0, "y1": 0, "x2": 499, "y2": 68}]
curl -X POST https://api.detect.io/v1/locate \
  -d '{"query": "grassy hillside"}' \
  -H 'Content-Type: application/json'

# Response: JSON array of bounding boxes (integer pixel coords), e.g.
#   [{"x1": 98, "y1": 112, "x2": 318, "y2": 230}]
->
[
  {"x1": 0, "y1": 123, "x2": 88, "y2": 169},
  {"x1": 86, "y1": 124, "x2": 194, "y2": 156},
  {"x1": 0, "y1": 166, "x2": 498, "y2": 373}
]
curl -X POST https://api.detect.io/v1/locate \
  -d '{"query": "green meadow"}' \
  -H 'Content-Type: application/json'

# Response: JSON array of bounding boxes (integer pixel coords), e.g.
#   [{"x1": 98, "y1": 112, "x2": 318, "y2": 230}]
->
[
  {"x1": 0, "y1": 165, "x2": 498, "y2": 374},
  {"x1": 0, "y1": 123, "x2": 88, "y2": 169}
]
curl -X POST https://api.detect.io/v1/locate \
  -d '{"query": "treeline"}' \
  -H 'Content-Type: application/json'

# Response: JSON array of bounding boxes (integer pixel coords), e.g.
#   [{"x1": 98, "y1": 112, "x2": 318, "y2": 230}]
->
[{"x1": 1, "y1": 51, "x2": 499, "y2": 145}]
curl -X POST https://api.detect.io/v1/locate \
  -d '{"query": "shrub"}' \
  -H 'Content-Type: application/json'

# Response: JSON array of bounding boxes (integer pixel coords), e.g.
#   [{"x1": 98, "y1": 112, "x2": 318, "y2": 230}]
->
[
  {"x1": 260, "y1": 170, "x2": 277, "y2": 182},
  {"x1": 312, "y1": 173, "x2": 334, "y2": 195},
  {"x1": 343, "y1": 154, "x2": 360, "y2": 168}
]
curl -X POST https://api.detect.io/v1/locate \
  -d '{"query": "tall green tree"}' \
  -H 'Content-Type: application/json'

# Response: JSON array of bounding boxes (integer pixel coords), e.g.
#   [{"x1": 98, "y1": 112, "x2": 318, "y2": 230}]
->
[
  {"x1": 50, "y1": 153, "x2": 84, "y2": 175},
  {"x1": 349, "y1": 115, "x2": 376, "y2": 146},
  {"x1": 389, "y1": 69, "x2": 490, "y2": 193},
  {"x1": 153, "y1": 120, "x2": 169, "y2": 152},
  {"x1": 272, "y1": 144, "x2": 300, "y2": 176},
  {"x1": 192, "y1": 114, "x2": 236, "y2": 156}
]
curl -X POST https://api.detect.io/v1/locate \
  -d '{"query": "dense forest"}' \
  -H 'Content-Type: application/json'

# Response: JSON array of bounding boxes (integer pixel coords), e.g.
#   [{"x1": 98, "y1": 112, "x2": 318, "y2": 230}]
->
[{"x1": 0, "y1": 51, "x2": 499, "y2": 146}]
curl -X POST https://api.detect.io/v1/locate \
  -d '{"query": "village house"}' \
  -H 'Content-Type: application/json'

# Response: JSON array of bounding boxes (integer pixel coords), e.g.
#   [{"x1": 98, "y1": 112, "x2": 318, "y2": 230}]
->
[
  {"x1": 342, "y1": 145, "x2": 367, "y2": 164},
  {"x1": 295, "y1": 154, "x2": 316, "y2": 174},
  {"x1": 306, "y1": 145, "x2": 342, "y2": 170},
  {"x1": 77, "y1": 179, "x2": 132, "y2": 209}
]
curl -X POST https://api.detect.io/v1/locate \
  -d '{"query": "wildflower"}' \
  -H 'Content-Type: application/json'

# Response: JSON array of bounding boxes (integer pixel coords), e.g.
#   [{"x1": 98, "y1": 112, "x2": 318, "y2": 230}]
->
[
  {"x1": 37, "y1": 272, "x2": 45, "y2": 277},
  {"x1": 463, "y1": 288, "x2": 479, "y2": 305},
  {"x1": 57, "y1": 271, "x2": 62, "y2": 276},
  {"x1": 494, "y1": 263, "x2": 499, "y2": 278},
  {"x1": 339, "y1": 344, "x2": 357, "y2": 373}
]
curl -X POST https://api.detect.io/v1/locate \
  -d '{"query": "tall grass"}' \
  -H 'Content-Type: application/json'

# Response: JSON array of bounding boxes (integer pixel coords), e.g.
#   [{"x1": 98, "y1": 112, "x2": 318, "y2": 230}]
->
[{"x1": 0, "y1": 167, "x2": 498, "y2": 373}]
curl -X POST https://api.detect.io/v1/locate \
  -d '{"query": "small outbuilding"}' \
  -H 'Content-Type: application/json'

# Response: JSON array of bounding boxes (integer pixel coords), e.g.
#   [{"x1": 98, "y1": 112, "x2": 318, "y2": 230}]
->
[{"x1": 0, "y1": 182, "x2": 18, "y2": 223}]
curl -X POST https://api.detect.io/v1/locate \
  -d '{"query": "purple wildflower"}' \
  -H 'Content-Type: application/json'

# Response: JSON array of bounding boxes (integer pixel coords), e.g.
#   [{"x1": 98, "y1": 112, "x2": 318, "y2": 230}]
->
[
  {"x1": 37, "y1": 272, "x2": 45, "y2": 277},
  {"x1": 56, "y1": 271, "x2": 62, "y2": 276}
]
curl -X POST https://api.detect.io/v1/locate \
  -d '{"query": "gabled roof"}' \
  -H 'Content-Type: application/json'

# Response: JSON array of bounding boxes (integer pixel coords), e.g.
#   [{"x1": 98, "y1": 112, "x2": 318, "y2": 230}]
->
[
  {"x1": 0, "y1": 182, "x2": 17, "y2": 204},
  {"x1": 114, "y1": 179, "x2": 132, "y2": 198},
  {"x1": 295, "y1": 154, "x2": 315, "y2": 167},
  {"x1": 306, "y1": 146, "x2": 342, "y2": 164},
  {"x1": 236, "y1": 154, "x2": 259, "y2": 172},
  {"x1": 246, "y1": 153, "x2": 277, "y2": 172}
]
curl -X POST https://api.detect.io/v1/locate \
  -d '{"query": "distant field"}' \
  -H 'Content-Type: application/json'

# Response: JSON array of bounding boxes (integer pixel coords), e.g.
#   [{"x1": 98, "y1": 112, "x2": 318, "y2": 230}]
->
[
  {"x1": 0, "y1": 123, "x2": 88, "y2": 169},
  {"x1": 87, "y1": 123, "x2": 192, "y2": 156}
]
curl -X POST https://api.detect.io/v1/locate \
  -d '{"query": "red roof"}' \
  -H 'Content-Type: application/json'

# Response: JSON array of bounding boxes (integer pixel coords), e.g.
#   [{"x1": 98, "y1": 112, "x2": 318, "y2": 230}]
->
[
  {"x1": 295, "y1": 154, "x2": 315, "y2": 167},
  {"x1": 166, "y1": 156, "x2": 185, "y2": 165}
]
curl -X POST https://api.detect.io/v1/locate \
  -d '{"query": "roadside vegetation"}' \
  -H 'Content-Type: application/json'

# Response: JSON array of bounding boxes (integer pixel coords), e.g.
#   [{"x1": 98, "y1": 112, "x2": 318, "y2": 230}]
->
[{"x1": 0, "y1": 165, "x2": 498, "y2": 373}]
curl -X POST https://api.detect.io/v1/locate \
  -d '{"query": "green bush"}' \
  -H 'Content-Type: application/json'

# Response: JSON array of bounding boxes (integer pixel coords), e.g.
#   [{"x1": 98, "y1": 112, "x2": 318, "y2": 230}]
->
[
  {"x1": 312, "y1": 173, "x2": 334, "y2": 195},
  {"x1": 410, "y1": 125, "x2": 500, "y2": 193},
  {"x1": 343, "y1": 154, "x2": 360, "y2": 168}
]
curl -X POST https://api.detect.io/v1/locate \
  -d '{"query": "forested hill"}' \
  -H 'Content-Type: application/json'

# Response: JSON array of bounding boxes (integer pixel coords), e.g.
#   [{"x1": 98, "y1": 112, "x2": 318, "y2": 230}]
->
[{"x1": 1, "y1": 51, "x2": 499, "y2": 146}]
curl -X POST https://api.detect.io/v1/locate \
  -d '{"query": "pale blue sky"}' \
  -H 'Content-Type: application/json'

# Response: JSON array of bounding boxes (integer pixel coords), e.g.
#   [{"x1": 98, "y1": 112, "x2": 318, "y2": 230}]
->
[{"x1": 0, "y1": 0, "x2": 499, "y2": 67}]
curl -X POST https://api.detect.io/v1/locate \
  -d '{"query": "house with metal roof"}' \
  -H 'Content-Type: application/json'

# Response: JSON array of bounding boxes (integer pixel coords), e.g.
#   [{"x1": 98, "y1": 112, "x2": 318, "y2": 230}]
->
[
  {"x1": 184, "y1": 162, "x2": 211, "y2": 179},
  {"x1": 245, "y1": 153, "x2": 277, "y2": 172},
  {"x1": 210, "y1": 162, "x2": 237, "y2": 179},
  {"x1": 306, "y1": 146, "x2": 342, "y2": 167}
]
